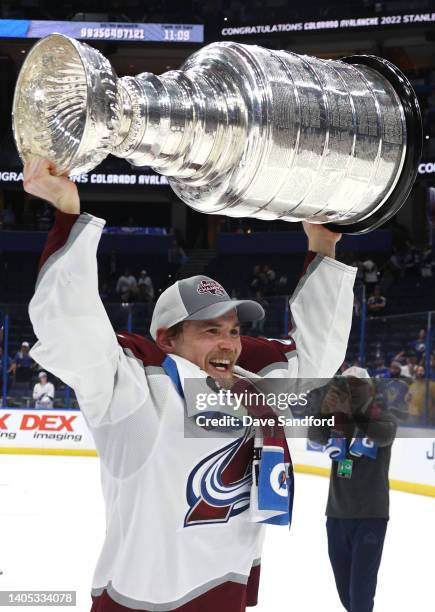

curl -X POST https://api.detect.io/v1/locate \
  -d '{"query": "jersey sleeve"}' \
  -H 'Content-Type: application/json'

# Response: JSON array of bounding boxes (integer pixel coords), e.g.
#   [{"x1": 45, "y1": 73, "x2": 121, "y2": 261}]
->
[
  {"x1": 28, "y1": 211, "x2": 154, "y2": 430},
  {"x1": 286, "y1": 253, "x2": 357, "y2": 378}
]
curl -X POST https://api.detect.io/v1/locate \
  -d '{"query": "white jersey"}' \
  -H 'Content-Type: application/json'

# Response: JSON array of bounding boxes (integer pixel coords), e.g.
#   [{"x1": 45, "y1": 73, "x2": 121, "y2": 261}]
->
[{"x1": 29, "y1": 212, "x2": 356, "y2": 611}]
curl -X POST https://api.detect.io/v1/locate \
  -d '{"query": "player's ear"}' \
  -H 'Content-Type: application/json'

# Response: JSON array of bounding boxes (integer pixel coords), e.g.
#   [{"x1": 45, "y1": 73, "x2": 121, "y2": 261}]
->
[{"x1": 156, "y1": 327, "x2": 175, "y2": 353}]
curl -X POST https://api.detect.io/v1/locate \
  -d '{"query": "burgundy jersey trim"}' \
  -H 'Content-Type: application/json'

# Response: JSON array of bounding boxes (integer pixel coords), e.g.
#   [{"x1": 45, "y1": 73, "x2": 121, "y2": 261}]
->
[
  {"x1": 238, "y1": 335, "x2": 294, "y2": 373},
  {"x1": 116, "y1": 332, "x2": 166, "y2": 367},
  {"x1": 90, "y1": 564, "x2": 260, "y2": 612},
  {"x1": 116, "y1": 333, "x2": 295, "y2": 374},
  {"x1": 302, "y1": 250, "x2": 317, "y2": 274},
  {"x1": 38, "y1": 209, "x2": 80, "y2": 272}
]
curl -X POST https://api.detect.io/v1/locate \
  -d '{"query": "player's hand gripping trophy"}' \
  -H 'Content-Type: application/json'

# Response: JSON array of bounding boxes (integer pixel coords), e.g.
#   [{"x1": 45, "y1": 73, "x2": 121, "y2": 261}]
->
[{"x1": 14, "y1": 35, "x2": 422, "y2": 233}]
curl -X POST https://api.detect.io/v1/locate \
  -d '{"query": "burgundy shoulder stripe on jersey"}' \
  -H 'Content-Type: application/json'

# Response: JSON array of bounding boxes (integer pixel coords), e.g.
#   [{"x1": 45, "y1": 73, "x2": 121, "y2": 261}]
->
[
  {"x1": 38, "y1": 209, "x2": 80, "y2": 272},
  {"x1": 238, "y1": 335, "x2": 295, "y2": 373},
  {"x1": 116, "y1": 332, "x2": 296, "y2": 373},
  {"x1": 116, "y1": 331, "x2": 166, "y2": 367},
  {"x1": 302, "y1": 250, "x2": 317, "y2": 274}
]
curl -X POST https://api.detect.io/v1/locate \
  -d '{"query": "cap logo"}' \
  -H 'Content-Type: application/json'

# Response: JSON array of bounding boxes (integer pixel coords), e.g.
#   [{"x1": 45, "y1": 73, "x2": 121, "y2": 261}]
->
[{"x1": 197, "y1": 279, "x2": 225, "y2": 296}]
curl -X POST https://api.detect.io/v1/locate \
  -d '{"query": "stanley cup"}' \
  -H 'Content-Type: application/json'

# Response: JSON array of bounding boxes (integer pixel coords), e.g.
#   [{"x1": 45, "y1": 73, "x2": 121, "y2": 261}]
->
[{"x1": 12, "y1": 34, "x2": 422, "y2": 233}]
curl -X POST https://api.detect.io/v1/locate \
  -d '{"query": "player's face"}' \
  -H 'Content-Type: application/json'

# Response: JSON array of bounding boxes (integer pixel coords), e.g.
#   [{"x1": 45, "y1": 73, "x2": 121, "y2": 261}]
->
[{"x1": 170, "y1": 309, "x2": 242, "y2": 380}]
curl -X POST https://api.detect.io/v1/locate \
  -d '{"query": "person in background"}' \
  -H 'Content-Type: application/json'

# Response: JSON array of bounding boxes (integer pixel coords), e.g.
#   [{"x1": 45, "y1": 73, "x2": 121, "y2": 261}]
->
[
  {"x1": 33, "y1": 371, "x2": 55, "y2": 409},
  {"x1": 276, "y1": 274, "x2": 290, "y2": 296},
  {"x1": 262, "y1": 264, "x2": 277, "y2": 296},
  {"x1": 413, "y1": 329, "x2": 426, "y2": 356},
  {"x1": 361, "y1": 258, "x2": 379, "y2": 292},
  {"x1": 308, "y1": 367, "x2": 397, "y2": 612},
  {"x1": 389, "y1": 361, "x2": 402, "y2": 379},
  {"x1": 249, "y1": 264, "x2": 261, "y2": 291},
  {"x1": 263, "y1": 264, "x2": 276, "y2": 284},
  {"x1": 405, "y1": 366, "x2": 435, "y2": 424},
  {"x1": 385, "y1": 247, "x2": 404, "y2": 283},
  {"x1": 137, "y1": 270, "x2": 155, "y2": 303},
  {"x1": 168, "y1": 239, "x2": 187, "y2": 279},
  {"x1": 420, "y1": 246, "x2": 433, "y2": 278},
  {"x1": 369, "y1": 357, "x2": 390, "y2": 379},
  {"x1": 250, "y1": 265, "x2": 268, "y2": 295},
  {"x1": 250, "y1": 289, "x2": 268, "y2": 337},
  {"x1": 366, "y1": 286, "x2": 386, "y2": 317},
  {"x1": 404, "y1": 242, "x2": 421, "y2": 277},
  {"x1": 375, "y1": 361, "x2": 410, "y2": 420},
  {"x1": 116, "y1": 268, "x2": 137, "y2": 302},
  {"x1": 400, "y1": 350, "x2": 419, "y2": 379},
  {"x1": 10, "y1": 341, "x2": 36, "y2": 383}
]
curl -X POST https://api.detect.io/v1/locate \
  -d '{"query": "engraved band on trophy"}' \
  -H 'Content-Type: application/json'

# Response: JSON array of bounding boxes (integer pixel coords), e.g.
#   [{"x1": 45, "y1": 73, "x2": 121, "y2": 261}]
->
[{"x1": 12, "y1": 34, "x2": 422, "y2": 234}]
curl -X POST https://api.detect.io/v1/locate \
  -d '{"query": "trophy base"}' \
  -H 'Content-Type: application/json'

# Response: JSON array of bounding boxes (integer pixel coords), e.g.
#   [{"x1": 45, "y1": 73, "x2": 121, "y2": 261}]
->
[{"x1": 325, "y1": 55, "x2": 422, "y2": 235}]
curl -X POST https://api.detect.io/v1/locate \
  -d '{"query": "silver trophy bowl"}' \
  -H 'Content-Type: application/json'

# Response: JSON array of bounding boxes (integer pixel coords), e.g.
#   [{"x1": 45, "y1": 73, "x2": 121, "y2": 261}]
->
[{"x1": 13, "y1": 34, "x2": 422, "y2": 233}]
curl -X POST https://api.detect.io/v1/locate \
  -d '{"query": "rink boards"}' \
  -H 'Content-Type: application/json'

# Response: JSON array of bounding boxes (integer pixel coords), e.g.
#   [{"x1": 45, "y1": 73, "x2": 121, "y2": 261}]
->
[{"x1": 0, "y1": 408, "x2": 434, "y2": 497}]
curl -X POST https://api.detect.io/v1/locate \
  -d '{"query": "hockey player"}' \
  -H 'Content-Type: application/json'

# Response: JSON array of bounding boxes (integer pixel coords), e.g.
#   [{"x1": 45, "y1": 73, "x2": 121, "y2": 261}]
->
[{"x1": 24, "y1": 157, "x2": 356, "y2": 612}]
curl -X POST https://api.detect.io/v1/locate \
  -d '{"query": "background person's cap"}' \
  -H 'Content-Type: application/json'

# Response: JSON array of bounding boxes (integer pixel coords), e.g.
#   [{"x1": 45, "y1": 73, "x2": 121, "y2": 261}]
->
[
  {"x1": 341, "y1": 366, "x2": 370, "y2": 379},
  {"x1": 21, "y1": 341, "x2": 29, "y2": 347},
  {"x1": 150, "y1": 275, "x2": 265, "y2": 340},
  {"x1": 38, "y1": 371, "x2": 47, "y2": 378}
]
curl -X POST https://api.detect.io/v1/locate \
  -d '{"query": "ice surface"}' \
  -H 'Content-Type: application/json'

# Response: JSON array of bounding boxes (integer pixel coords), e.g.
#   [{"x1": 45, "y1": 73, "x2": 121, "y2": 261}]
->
[{"x1": 0, "y1": 454, "x2": 433, "y2": 612}]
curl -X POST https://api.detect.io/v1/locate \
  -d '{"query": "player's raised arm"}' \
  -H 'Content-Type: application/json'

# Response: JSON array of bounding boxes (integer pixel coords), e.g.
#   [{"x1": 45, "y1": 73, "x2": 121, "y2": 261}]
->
[
  {"x1": 288, "y1": 222, "x2": 357, "y2": 379},
  {"x1": 24, "y1": 158, "x2": 148, "y2": 429}
]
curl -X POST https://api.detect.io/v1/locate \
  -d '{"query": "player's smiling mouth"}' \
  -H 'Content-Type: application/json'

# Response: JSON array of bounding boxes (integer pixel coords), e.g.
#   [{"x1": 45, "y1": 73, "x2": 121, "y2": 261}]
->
[{"x1": 207, "y1": 357, "x2": 234, "y2": 375}]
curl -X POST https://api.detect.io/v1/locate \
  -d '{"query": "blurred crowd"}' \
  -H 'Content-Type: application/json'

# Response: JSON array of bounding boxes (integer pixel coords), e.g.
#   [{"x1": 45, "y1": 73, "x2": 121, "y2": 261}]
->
[{"x1": 341, "y1": 326, "x2": 435, "y2": 424}]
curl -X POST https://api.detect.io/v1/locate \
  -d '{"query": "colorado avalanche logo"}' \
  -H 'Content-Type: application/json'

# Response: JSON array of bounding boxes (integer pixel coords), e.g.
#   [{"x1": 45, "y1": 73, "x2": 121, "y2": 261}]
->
[
  {"x1": 197, "y1": 279, "x2": 226, "y2": 296},
  {"x1": 184, "y1": 430, "x2": 253, "y2": 527},
  {"x1": 270, "y1": 464, "x2": 288, "y2": 497}
]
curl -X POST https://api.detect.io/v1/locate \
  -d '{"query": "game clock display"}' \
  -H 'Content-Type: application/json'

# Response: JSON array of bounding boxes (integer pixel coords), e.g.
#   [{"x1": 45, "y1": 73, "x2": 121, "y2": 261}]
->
[{"x1": 0, "y1": 19, "x2": 204, "y2": 43}]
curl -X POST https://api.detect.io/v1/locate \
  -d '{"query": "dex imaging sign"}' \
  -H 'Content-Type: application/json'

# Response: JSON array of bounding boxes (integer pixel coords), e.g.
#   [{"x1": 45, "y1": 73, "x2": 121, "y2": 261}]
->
[{"x1": 0, "y1": 409, "x2": 95, "y2": 451}]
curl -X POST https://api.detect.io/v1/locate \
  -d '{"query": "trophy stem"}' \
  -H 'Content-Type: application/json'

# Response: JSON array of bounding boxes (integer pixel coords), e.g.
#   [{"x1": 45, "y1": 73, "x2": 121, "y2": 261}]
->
[{"x1": 112, "y1": 70, "x2": 247, "y2": 185}]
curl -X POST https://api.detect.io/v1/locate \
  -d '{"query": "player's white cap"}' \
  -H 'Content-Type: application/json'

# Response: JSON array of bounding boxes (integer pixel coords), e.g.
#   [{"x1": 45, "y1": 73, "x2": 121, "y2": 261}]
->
[
  {"x1": 341, "y1": 366, "x2": 370, "y2": 379},
  {"x1": 150, "y1": 275, "x2": 264, "y2": 340},
  {"x1": 38, "y1": 371, "x2": 47, "y2": 378}
]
